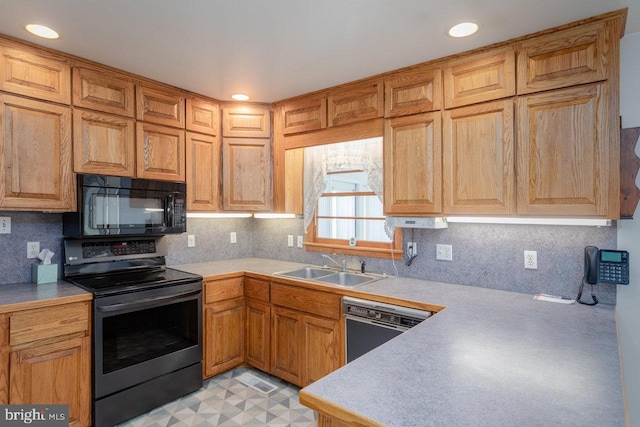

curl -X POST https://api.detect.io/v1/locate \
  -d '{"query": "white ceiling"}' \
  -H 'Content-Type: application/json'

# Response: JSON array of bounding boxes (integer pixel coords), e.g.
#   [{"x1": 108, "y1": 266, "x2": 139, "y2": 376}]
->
[{"x1": 0, "y1": 0, "x2": 638, "y2": 103}]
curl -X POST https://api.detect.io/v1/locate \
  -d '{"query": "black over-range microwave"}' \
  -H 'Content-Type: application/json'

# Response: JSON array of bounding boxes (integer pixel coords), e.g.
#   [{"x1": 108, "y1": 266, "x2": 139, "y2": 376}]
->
[{"x1": 63, "y1": 174, "x2": 187, "y2": 237}]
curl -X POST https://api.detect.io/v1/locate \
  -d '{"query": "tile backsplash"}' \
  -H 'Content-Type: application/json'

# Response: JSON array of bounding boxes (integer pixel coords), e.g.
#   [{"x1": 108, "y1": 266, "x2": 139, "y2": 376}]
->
[{"x1": 0, "y1": 212, "x2": 618, "y2": 304}]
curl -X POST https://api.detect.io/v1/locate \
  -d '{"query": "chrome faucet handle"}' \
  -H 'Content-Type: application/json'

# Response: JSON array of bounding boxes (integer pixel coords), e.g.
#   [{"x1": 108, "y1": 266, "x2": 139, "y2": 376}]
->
[
  {"x1": 322, "y1": 254, "x2": 341, "y2": 269},
  {"x1": 342, "y1": 259, "x2": 347, "y2": 271}
]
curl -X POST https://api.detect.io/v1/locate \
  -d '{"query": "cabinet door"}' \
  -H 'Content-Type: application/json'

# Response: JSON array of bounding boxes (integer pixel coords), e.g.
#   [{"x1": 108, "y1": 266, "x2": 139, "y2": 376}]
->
[
  {"x1": 9, "y1": 336, "x2": 91, "y2": 427},
  {"x1": 222, "y1": 138, "x2": 272, "y2": 211},
  {"x1": 271, "y1": 306, "x2": 302, "y2": 386},
  {"x1": 72, "y1": 66, "x2": 135, "y2": 117},
  {"x1": 246, "y1": 299, "x2": 271, "y2": 372},
  {"x1": 516, "y1": 83, "x2": 616, "y2": 217},
  {"x1": 0, "y1": 94, "x2": 74, "y2": 211},
  {"x1": 444, "y1": 47, "x2": 515, "y2": 109},
  {"x1": 222, "y1": 106, "x2": 271, "y2": 138},
  {"x1": 328, "y1": 80, "x2": 383, "y2": 127},
  {"x1": 186, "y1": 98, "x2": 219, "y2": 136},
  {"x1": 517, "y1": 21, "x2": 608, "y2": 95},
  {"x1": 73, "y1": 109, "x2": 136, "y2": 177},
  {"x1": 0, "y1": 46, "x2": 70, "y2": 104},
  {"x1": 384, "y1": 66, "x2": 442, "y2": 117},
  {"x1": 284, "y1": 148, "x2": 304, "y2": 214},
  {"x1": 203, "y1": 298, "x2": 245, "y2": 378},
  {"x1": 302, "y1": 315, "x2": 343, "y2": 387},
  {"x1": 282, "y1": 96, "x2": 327, "y2": 134},
  {"x1": 186, "y1": 132, "x2": 220, "y2": 211},
  {"x1": 136, "y1": 84, "x2": 185, "y2": 128},
  {"x1": 443, "y1": 100, "x2": 515, "y2": 215},
  {"x1": 136, "y1": 122, "x2": 186, "y2": 181},
  {"x1": 384, "y1": 112, "x2": 442, "y2": 215}
]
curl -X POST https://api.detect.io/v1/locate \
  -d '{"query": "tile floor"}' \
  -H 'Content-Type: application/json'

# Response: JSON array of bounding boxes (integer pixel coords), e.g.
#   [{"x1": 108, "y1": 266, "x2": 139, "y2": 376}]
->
[{"x1": 118, "y1": 368, "x2": 317, "y2": 427}]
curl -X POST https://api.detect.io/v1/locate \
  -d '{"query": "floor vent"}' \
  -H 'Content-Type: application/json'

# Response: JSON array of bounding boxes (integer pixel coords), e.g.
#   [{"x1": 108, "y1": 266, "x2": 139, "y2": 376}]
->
[{"x1": 236, "y1": 372, "x2": 279, "y2": 394}]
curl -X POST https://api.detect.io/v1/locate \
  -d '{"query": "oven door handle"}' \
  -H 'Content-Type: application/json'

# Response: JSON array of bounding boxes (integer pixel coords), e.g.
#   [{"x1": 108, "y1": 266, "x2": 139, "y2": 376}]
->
[{"x1": 96, "y1": 290, "x2": 200, "y2": 313}]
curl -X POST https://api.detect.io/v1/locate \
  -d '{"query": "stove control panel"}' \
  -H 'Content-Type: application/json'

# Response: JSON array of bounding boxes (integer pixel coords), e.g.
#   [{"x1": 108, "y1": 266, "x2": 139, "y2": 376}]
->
[{"x1": 81, "y1": 239, "x2": 156, "y2": 259}]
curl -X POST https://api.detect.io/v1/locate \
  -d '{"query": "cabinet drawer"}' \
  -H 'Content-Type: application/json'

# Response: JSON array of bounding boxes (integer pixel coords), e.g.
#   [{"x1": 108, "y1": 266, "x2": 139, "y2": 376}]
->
[
  {"x1": 204, "y1": 277, "x2": 244, "y2": 304},
  {"x1": 271, "y1": 282, "x2": 341, "y2": 320},
  {"x1": 244, "y1": 277, "x2": 270, "y2": 302},
  {"x1": 9, "y1": 302, "x2": 89, "y2": 347}
]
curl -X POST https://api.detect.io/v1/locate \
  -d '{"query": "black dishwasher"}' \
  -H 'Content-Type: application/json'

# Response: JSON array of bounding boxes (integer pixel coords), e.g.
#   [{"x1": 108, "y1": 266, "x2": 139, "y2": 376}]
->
[{"x1": 344, "y1": 297, "x2": 432, "y2": 363}]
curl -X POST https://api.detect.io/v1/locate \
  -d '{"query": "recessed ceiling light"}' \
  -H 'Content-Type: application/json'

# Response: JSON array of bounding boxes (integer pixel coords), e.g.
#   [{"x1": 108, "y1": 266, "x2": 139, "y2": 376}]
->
[
  {"x1": 25, "y1": 24, "x2": 60, "y2": 39},
  {"x1": 231, "y1": 93, "x2": 250, "y2": 101},
  {"x1": 447, "y1": 22, "x2": 479, "y2": 38}
]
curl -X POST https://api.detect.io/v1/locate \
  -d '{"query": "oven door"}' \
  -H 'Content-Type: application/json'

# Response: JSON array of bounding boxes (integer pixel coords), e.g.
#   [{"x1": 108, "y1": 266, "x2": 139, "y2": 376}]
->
[{"x1": 93, "y1": 281, "x2": 202, "y2": 399}]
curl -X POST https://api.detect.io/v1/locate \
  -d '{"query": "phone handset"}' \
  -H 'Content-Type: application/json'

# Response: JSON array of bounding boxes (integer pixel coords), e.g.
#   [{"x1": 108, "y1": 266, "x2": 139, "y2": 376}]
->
[
  {"x1": 578, "y1": 246, "x2": 600, "y2": 305},
  {"x1": 584, "y1": 246, "x2": 599, "y2": 285}
]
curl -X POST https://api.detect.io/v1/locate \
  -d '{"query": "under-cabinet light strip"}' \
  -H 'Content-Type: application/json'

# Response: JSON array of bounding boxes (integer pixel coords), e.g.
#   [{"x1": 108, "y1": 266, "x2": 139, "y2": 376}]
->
[
  {"x1": 445, "y1": 217, "x2": 612, "y2": 226},
  {"x1": 186, "y1": 213, "x2": 252, "y2": 218}
]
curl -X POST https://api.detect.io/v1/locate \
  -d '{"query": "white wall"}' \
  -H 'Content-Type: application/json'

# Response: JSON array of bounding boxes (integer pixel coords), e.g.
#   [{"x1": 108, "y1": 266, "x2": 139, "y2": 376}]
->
[{"x1": 617, "y1": 31, "x2": 640, "y2": 427}]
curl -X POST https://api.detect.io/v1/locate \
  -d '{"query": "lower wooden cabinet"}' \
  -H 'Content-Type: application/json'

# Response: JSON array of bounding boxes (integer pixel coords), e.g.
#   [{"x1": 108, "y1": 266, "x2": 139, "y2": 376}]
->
[
  {"x1": 245, "y1": 299, "x2": 271, "y2": 372},
  {"x1": 0, "y1": 301, "x2": 91, "y2": 427},
  {"x1": 204, "y1": 298, "x2": 245, "y2": 378},
  {"x1": 271, "y1": 306, "x2": 303, "y2": 385},
  {"x1": 302, "y1": 314, "x2": 342, "y2": 387},
  {"x1": 9, "y1": 336, "x2": 90, "y2": 427},
  {"x1": 203, "y1": 275, "x2": 345, "y2": 388}
]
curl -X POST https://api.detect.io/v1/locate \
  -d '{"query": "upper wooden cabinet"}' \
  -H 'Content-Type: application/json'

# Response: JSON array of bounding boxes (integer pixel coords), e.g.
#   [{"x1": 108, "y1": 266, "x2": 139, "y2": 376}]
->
[
  {"x1": 136, "y1": 122, "x2": 186, "y2": 182},
  {"x1": 222, "y1": 106, "x2": 271, "y2": 138},
  {"x1": 136, "y1": 84, "x2": 185, "y2": 128},
  {"x1": 384, "y1": 66, "x2": 442, "y2": 117},
  {"x1": 516, "y1": 83, "x2": 617, "y2": 217},
  {"x1": 186, "y1": 97, "x2": 219, "y2": 136},
  {"x1": 72, "y1": 66, "x2": 135, "y2": 117},
  {"x1": 517, "y1": 21, "x2": 610, "y2": 95},
  {"x1": 328, "y1": 79, "x2": 384, "y2": 127},
  {"x1": 186, "y1": 131, "x2": 220, "y2": 211},
  {"x1": 0, "y1": 45, "x2": 71, "y2": 104},
  {"x1": 384, "y1": 112, "x2": 442, "y2": 215},
  {"x1": 222, "y1": 137, "x2": 272, "y2": 211},
  {"x1": 282, "y1": 96, "x2": 327, "y2": 134},
  {"x1": 284, "y1": 148, "x2": 304, "y2": 215},
  {"x1": 443, "y1": 100, "x2": 515, "y2": 215},
  {"x1": 73, "y1": 109, "x2": 136, "y2": 177},
  {"x1": 0, "y1": 94, "x2": 74, "y2": 211},
  {"x1": 443, "y1": 47, "x2": 516, "y2": 109}
]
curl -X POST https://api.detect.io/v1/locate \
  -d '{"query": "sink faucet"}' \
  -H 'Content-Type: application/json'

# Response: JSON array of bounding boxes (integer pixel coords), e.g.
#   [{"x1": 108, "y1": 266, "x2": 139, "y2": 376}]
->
[{"x1": 322, "y1": 254, "x2": 347, "y2": 271}]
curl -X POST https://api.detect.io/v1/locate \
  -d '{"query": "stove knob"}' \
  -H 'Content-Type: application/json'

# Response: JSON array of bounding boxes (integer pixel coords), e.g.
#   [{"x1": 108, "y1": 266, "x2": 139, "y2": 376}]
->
[
  {"x1": 375, "y1": 313, "x2": 382, "y2": 319},
  {"x1": 368, "y1": 310, "x2": 376, "y2": 317}
]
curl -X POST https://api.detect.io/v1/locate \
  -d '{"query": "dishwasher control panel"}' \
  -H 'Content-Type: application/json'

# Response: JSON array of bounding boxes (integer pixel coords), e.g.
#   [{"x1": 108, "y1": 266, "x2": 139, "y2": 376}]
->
[{"x1": 344, "y1": 297, "x2": 431, "y2": 330}]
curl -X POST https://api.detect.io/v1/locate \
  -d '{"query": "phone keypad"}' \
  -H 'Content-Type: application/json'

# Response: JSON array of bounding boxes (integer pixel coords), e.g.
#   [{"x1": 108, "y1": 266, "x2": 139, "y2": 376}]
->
[{"x1": 598, "y1": 259, "x2": 629, "y2": 284}]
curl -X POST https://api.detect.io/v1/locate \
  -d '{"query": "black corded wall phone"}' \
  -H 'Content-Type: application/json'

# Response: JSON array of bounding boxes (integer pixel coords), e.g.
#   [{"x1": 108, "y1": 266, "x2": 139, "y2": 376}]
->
[{"x1": 578, "y1": 246, "x2": 629, "y2": 305}]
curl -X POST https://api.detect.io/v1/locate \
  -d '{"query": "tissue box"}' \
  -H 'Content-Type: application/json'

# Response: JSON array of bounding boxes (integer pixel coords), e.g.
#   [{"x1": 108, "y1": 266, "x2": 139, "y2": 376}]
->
[{"x1": 31, "y1": 264, "x2": 58, "y2": 284}]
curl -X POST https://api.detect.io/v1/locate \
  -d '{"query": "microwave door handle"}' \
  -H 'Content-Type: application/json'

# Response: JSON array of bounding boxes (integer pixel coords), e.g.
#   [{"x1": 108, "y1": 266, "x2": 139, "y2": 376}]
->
[{"x1": 165, "y1": 194, "x2": 174, "y2": 227}]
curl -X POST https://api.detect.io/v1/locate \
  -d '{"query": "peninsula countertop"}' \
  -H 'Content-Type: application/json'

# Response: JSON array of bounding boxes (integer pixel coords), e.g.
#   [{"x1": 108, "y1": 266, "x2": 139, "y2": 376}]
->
[{"x1": 175, "y1": 257, "x2": 625, "y2": 426}]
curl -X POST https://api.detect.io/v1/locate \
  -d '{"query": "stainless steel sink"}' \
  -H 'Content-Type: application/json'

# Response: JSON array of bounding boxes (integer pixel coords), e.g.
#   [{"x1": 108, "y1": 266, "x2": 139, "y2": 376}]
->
[
  {"x1": 316, "y1": 271, "x2": 377, "y2": 287},
  {"x1": 273, "y1": 267, "x2": 334, "y2": 280},
  {"x1": 273, "y1": 267, "x2": 382, "y2": 287}
]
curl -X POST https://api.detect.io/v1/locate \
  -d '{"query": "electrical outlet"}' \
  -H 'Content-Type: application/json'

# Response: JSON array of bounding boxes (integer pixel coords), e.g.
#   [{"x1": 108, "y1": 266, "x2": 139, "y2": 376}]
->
[
  {"x1": 406, "y1": 242, "x2": 417, "y2": 257},
  {"x1": 524, "y1": 250, "x2": 537, "y2": 269},
  {"x1": 436, "y1": 244, "x2": 453, "y2": 261},
  {"x1": 27, "y1": 242, "x2": 40, "y2": 259},
  {"x1": 297, "y1": 235, "x2": 304, "y2": 248},
  {"x1": 287, "y1": 235, "x2": 294, "y2": 247},
  {"x1": 230, "y1": 232, "x2": 237, "y2": 244},
  {"x1": 0, "y1": 217, "x2": 10, "y2": 234},
  {"x1": 187, "y1": 234, "x2": 196, "y2": 247}
]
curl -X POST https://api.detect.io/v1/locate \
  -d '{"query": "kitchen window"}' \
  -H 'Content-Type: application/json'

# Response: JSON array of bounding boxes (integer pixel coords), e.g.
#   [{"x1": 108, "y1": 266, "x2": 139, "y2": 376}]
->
[{"x1": 303, "y1": 138, "x2": 402, "y2": 259}]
